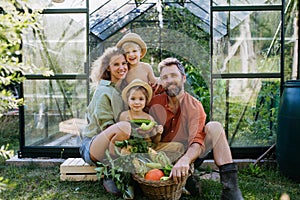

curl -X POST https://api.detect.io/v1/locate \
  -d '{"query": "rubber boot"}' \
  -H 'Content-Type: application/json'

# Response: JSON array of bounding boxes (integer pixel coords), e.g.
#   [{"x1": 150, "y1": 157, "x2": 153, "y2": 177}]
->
[
  {"x1": 185, "y1": 174, "x2": 201, "y2": 196},
  {"x1": 219, "y1": 163, "x2": 244, "y2": 200}
]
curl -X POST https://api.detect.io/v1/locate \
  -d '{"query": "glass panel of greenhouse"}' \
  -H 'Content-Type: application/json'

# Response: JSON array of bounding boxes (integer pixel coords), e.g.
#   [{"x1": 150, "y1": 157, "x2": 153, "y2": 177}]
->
[
  {"x1": 212, "y1": 11, "x2": 282, "y2": 74},
  {"x1": 19, "y1": 0, "x2": 89, "y2": 157},
  {"x1": 23, "y1": 79, "x2": 87, "y2": 146},
  {"x1": 211, "y1": 3, "x2": 285, "y2": 152},
  {"x1": 213, "y1": 0, "x2": 282, "y2": 5},
  {"x1": 22, "y1": 14, "x2": 87, "y2": 74},
  {"x1": 27, "y1": 0, "x2": 85, "y2": 9},
  {"x1": 212, "y1": 78, "x2": 280, "y2": 147}
]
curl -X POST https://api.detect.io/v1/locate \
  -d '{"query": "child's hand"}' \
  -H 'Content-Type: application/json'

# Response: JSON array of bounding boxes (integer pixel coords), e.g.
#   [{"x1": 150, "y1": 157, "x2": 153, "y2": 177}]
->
[
  {"x1": 155, "y1": 125, "x2": 163, "y2": 135},
  {"x1": 149, "y1": 79, "x2": 165, "y2": 95},
  {"x1": 135, "y1": 126, "x2": 154, "y2": 136},
  {"x1": 147, "y1": 125, "x2": 163, "y2": 137},
  {"x1": 151, "y1": 125, "x2": 163, "y2": 144}
]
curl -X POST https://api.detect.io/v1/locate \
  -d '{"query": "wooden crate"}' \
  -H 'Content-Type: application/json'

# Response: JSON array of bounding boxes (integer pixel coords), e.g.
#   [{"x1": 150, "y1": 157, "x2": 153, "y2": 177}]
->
[{"x1": 60, "y1": 158, "x2": 98, "y2": 181}]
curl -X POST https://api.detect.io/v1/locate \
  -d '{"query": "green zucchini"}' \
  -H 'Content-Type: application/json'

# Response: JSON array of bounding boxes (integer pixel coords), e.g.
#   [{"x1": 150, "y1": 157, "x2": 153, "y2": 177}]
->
[
  {"x1": 130, "y1": 119, "x2": 152, "y2": 125},
  {"x1": 140, "y1": 121, "x2": 157, "y2": 131},
  {"x1": 146, "y1": 162, "x2": 163, "y2": 169},
  {"x1": 160, "y1": 176, "x2": 170, "y2": 181}
]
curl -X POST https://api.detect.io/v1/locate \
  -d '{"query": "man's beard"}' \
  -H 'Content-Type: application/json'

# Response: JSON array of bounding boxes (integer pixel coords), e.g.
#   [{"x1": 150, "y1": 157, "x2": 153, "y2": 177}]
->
[{"x1": 165, "y1": 83, "x2": 182, "y2": 97}]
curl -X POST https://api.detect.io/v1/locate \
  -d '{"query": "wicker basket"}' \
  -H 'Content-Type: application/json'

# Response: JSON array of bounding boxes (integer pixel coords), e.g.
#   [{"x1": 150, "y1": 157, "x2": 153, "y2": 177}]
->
[
  {"x1": 132, "y1": 173, "x2": 188, "y2": 200},
  {"x1": 132, "y1": 162, "x2": 194, "y2": 200}
]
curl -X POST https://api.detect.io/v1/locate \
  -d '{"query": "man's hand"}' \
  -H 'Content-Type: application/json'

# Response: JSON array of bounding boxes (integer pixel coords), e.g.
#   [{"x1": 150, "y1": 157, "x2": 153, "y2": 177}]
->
[
  {"x1": 169, "y1": 143, "x2": 202, "y2": 184},
  {"x1": 170, "y1": 155, "x2": 191, "y2": 184}
]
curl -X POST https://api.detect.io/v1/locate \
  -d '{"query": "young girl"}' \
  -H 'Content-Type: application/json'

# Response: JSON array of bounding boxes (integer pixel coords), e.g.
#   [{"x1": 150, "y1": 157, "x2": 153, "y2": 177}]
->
[{"x1": 119, "y1": 78, "x2": 163, "y2": 144}]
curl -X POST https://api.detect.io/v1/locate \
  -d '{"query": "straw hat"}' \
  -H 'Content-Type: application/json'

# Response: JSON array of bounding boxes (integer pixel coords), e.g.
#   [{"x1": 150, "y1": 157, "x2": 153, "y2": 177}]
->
[
  {"x1": 122, "y1": 79, "x2": 153, "y2": 104},
  {"x1": 116, "y1": 33, "x2": 147, "y2": 59}
]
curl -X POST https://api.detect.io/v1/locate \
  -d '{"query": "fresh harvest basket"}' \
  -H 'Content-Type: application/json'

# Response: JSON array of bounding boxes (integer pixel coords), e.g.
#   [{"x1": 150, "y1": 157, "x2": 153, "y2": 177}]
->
[
  {"x1": 132, "y1": 173, "x2": 188, "y2": 200},
  {"x1": 132, "y1": 164, "x2": 194, "y2": 200}
]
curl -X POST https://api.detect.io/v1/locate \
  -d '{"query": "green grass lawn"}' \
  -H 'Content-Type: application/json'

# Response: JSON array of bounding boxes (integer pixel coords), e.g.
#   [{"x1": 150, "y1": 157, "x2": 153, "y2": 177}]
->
[
  {"x1": 0, "y1": 163, "x2": 300, "y2": 200},
  {"x1": 1, "y1": 115, "x2": 300, "y2": 199}
]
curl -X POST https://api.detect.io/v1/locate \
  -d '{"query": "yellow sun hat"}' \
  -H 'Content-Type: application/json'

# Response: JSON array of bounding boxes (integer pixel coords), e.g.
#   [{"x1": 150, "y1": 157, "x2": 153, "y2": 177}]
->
[
  {"x1": 122, "y1": 79, "x2": 153, "y2": 104},
  {"x1": 116, "y1": 33, "x2": 147, "y2": 59}
]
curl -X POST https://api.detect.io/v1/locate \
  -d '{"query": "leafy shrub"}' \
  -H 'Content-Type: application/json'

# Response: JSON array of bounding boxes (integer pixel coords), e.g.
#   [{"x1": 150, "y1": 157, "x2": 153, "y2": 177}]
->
[{"x1": 0, "y1": 144, "x2": 14, "y2": 163}]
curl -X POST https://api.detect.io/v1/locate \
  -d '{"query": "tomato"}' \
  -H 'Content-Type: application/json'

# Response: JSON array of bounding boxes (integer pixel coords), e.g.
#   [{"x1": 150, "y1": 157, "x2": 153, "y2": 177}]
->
[{"x1": 144, "y1": 169, "x2": 164, "y2": 181}]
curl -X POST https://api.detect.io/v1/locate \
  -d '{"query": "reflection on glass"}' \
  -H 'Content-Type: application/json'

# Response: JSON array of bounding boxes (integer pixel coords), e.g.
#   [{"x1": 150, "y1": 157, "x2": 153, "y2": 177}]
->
[
  {"x1": 213, "y1": 0, "x2": 281, "y2": 6},
  {"x1": 22, "y1": 14, "x2": 86, "y2": 74},
  {"x1": 212, "y1": 78, "x2": 280, "y2": 147},
  {"x1": 213, "y1": 11, "x2": 281, "y2": 73},
  {"x1": 90, "y1": 0, "x2": 156, "y2": 40},
  {"x1": 27, "y1": 0, "x2": 85, "y2": 9},
  {"x1": 23, "y1": 79, "x2": 87, "y2": 146}
]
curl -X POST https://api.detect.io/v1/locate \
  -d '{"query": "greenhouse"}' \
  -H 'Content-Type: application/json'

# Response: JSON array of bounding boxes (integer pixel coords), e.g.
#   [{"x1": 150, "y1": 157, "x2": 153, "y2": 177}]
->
[
  {"x1": 2, "y1": 0, "x2": 299, "y2": 160},
  {"x1": 2, "y1": 0, "x2": 300, "y2": 199}
]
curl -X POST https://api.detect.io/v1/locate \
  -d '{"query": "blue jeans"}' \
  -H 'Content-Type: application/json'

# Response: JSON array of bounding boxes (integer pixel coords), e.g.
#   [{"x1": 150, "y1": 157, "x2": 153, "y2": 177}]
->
[{"x1": 79, "y1": 136, "x2": 97, "y2": 166}]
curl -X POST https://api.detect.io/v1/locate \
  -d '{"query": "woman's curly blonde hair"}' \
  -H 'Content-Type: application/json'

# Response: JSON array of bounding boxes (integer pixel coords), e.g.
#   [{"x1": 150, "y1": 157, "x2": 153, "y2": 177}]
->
[{"x1": 90, "y1": 47, "x2": 125, "y2": 87}]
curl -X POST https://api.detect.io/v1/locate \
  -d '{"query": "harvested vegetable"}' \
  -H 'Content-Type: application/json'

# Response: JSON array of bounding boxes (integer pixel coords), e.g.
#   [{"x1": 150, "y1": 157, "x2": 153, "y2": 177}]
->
[
  {"x1": 132, "y1": 157, "x2": 148, "y2": 177},
  {"x1": 140, "y1": 121, "x2": 157, "y2": 131},
  {"x1": 146, "y1": 162, "x2": 163, "y2": 169},
  {"x1": 155, "y1": 151, "x2": 172, "y2": 167},
  {"x1": 162, "y1": 164, "x2": 173, "y2": 176},
  {"x1": 160, "y1": 176, "x2": 170, "y2": 181},
  {"x1": 148, "y1": 147, "x2": 158, "y2": 161},
  {"x1": 130, "y1": 119, "x2": 152, "y2": 125},
  {"x1": 130, "y1": 119, "x2": 157, "y2": 131},
  {"x1": 144, "y1": 169, "x2": 164, "y2": 181}
]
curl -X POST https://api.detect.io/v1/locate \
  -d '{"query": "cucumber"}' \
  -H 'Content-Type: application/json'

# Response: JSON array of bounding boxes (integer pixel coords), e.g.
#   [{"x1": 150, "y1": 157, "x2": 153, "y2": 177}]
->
[
  {"x1": 140, "y1": 121, "x2": 157, "y2": 131},
  {"x1": 160, "y1": 176, "x2": 170, "y2": 181},
  {"x1": 146, "y1": 162, "x2": 163, "y2": 169},
  {"x1": 130, "y1": 119, "x2": 152, "y2": 125}
]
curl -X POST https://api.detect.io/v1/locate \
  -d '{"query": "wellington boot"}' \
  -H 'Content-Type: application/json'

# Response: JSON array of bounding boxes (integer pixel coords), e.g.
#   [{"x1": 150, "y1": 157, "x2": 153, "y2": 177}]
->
[
  {"x1": 219, "y1": 163, "x2": 244, "y2": 200},
  {"x1": 185, "y1": 174, "x2": 201, "y2": 196}
]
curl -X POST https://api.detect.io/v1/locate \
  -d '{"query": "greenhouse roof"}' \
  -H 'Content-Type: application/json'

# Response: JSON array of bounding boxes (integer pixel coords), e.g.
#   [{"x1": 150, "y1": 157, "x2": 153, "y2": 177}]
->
[
  {"x1": 89, "y1": 0, "x2": 157, "y2": 40},
  {"x1": 89, "y1": 0, "x2": 254, "y2": 40},
  {"x1": 25, "y1": 0, "x2": 274, "y2": 40}
]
